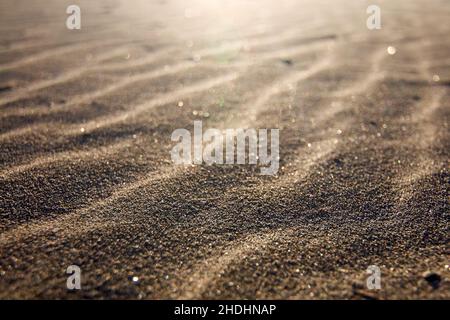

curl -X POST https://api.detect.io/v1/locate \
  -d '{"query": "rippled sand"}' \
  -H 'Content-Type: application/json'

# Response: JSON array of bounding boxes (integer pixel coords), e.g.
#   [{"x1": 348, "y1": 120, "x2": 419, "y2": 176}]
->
[{"x1": 0, "y1": 0, "x2": 448, "y2": 299}]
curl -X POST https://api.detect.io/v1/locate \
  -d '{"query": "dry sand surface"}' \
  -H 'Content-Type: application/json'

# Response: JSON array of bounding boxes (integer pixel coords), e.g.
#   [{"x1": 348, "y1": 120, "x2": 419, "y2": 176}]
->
[{"x1": 0, "y1": 0, "x2": 449, "y2": 299}]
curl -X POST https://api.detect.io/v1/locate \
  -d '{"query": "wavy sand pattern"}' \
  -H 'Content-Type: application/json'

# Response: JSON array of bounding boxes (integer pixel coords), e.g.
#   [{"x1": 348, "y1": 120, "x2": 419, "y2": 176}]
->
[{"x1": 0, "y1": 0, "x2": 448, "y2": 299}]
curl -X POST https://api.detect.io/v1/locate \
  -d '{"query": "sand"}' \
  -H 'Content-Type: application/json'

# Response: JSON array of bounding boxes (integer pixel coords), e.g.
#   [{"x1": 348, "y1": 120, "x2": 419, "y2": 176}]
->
[{"x1": 0, "y1": 0, "x2": 448, "y2": 299}]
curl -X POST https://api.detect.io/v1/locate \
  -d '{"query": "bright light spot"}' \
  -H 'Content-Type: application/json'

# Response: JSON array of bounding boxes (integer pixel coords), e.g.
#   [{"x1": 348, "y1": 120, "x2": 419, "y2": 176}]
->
[
  {"x1": 387, "y1": 46, "x2": 396, "y2": 55},
  {"x1": 432, "y1": 74, "x2": 440, "y2": 82}
]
